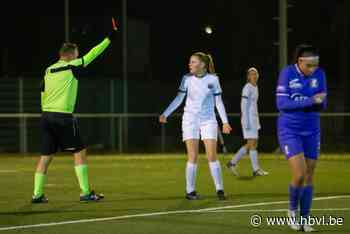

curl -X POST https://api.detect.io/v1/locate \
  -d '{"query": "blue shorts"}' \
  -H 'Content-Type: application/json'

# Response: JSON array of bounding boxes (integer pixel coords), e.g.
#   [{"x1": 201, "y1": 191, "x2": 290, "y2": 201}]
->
[{"x1": 278, "y1": 131, "x2": 320, "y2": 160}]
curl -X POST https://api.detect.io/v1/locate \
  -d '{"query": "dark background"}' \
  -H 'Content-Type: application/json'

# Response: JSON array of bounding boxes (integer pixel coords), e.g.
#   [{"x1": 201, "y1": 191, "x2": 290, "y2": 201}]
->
[{"x1": 2, "y1": 0, "x2": 349, "y2": 112}]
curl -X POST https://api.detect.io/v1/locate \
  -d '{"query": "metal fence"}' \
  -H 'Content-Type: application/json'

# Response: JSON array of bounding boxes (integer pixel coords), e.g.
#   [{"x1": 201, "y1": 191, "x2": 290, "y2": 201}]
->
[
  {"x1": 0, "y1": 77, "x2": 349, "y2": 154},
  {"x1": 0, "y1": 113, "x2": 350, "y2": 154}
]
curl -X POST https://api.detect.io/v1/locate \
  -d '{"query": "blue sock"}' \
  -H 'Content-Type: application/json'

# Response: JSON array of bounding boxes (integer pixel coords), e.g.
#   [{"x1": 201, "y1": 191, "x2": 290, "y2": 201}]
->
[
  {"x1": 289, "y1": 184, "x2": 302, "y2": 211},
  {"x1": 300, "y1": 185, "x2": 313, "y2": 217}
]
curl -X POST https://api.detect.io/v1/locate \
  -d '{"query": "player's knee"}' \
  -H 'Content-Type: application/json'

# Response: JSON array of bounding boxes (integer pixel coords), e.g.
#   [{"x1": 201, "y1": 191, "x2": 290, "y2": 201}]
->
[
  {"x1": 305, "y1": 173, "x2": 313, "y2": 186},
  {"x1": 246, "y1": 141, "x2": 257, "y2": 150},
  {"x1": 74, "y1": 148, "x2": 87, "y2": 165},
  {"x1": 293, "y1": 174, "x2": 305, "y2": 186},
  {"x1": 73, "y1": 147, "x2": 86, "y2": 156},
  {"x1": 187, "y1": 153, "x2": 198, "y2": 163},
  {"x1": 37, "y1": 156, "x2": 52, "y2": 173},
  {"x1": 188, "y1": 157, "x2": 198, "y2": 164}
]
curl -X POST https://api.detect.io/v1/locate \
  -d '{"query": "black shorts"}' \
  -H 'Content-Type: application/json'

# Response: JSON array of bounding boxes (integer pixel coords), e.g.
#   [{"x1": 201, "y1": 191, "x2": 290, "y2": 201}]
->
[{"x1": 41, "y1": 112, "x2": 85, "y2": 155}]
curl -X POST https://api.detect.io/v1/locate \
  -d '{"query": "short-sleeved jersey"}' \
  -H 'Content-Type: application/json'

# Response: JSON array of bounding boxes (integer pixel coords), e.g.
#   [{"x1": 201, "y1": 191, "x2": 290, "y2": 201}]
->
[
  {"x1": 41, "y1": 38, "x2": 110, "y2": 113},
  {"x1": 179, "y1": 73, "x2": 222, "y2": 120},
  {"x1": 276, "y1": 64, "x2": 327, "y2": 135},
  {"x1": 241, "y1": 83, "x2": 260, "y2": 129}
]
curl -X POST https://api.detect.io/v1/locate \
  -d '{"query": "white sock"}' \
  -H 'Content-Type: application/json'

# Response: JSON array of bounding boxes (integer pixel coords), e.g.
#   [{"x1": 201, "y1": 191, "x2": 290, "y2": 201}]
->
[
  {"x1": 249, "y1": 150, "x2": 260, "y2": 172},
  {"x1": 231, "y1": 146, "x2": 247, "y2": 165},
  {"x1": 186, "y1": 162, "x2": 197, "y2": 193},
  {"x1": 209, "y1": 161, "x2": 224, "y2": 191}
]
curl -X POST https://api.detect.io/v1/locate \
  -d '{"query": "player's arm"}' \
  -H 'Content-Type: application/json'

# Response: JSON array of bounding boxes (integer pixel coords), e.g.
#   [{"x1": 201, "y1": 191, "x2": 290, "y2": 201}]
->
[
  {"x1": 318, "y1": 70, "x2": 328, "y2": 110},
  {"x1": 161, "y1": 92, "x2": 186, "y2": 119},
  {"x1": 68, "y1": 39, "x2": 111, "y2": 68},
  {"x1": 215, "y1": 95, "x2": 228, "y2": 124},
  {"x1": 214, "y1": 77, "x2": 231, "y2": 134},
  {"x1": 276, "y1": 68, "x2": 316, "y2": 111},
  {"x1": 82, "y1": 38, "x2": 111, "y2": 67},
  {"x1": 213, "y1": 78, "x2": 228, "y2": 124},
  {"x1": 68, "y1": 19, "x2": 118, "y2": 68},
  {"x1": 159, "y1": 76, "x2": 187, "y2": 122},
  {"x1": 241, "y1": 86, "x2": 251, "y2": 129}
]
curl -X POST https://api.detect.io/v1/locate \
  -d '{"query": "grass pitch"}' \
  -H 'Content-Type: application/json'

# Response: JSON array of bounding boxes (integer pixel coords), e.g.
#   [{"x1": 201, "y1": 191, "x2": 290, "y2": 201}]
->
[{"x1": 0, "y1": 154, "x2": 349, "y2": 233}]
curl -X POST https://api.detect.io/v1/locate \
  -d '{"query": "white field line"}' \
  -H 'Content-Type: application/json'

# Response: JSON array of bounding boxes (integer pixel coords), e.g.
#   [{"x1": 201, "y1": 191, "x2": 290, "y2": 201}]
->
[
  {"x1": 206, "y1": 207, "x2": 350, "y2": 213},
  {"x1": 0, "y1": 195, "x2": 349, "y2": 231},
  {"x1": 0, "y1": 170, "x2": 18, "y2": 173}
]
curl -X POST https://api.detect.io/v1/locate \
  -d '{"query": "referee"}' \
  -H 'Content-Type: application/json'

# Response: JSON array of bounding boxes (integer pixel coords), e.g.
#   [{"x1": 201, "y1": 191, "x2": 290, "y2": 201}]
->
[{"x1": 32, "y1": 21, "x2": 117, "y2": 203}]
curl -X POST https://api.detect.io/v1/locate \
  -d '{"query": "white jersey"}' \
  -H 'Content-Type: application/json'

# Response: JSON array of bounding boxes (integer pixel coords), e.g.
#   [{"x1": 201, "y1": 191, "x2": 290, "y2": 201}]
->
[
  {"x1": 241, "y1": 83, "x2": 261, "y2": 130},
  {"x1": 180, "y1": 73, "x2": 223, "y2": 122},
  {"x1": 162, "y1": 73, "x2": 228, "y2": 124}
]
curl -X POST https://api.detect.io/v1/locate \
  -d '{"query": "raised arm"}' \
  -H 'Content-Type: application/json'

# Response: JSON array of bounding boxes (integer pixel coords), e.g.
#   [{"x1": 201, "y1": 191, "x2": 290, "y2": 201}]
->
[
  {"x1": 276, "y1": 68, "x2": 315, "y2": 111},
  {"x1": 67, "y1": 37, "x2": 111, "y2": 69},
  {"x1": 68, "y1": 20, "x2": 117, "y2": 68},
  {"x1": 82, "y1": 38, "x2": 111, "y2": 67}
]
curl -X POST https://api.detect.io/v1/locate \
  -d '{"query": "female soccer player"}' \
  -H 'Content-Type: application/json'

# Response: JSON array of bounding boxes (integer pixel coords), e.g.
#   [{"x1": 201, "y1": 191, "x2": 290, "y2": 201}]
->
[
  {"x1": 276, "y1": 45, "x2": 327, "y2": 232},
  {"x1": 226, "y1": 67, "x2": 268, "y2": 176},
  {"x1": 159, "y1": 52, "x2": 232, "y2": 200}
]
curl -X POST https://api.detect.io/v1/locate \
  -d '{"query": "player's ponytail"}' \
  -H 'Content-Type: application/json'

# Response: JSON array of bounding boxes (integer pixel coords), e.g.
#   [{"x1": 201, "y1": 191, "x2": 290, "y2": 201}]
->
[
  {"x1": 192, "y1": 52, "x2": 216, "y2": 74},
  {"x1": 206, "y1": 54, "x2": 215, "y2": 74}
]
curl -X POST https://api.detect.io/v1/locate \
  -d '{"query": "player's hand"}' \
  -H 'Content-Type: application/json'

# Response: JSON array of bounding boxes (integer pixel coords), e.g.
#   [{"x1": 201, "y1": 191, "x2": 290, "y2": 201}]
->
[
  {"x1": 159, "y1": 115, "x2": 167, "y2": 124},
  {"x1": 313, "y1": 93, "x2": 327, "y2": 104},
  {"x1": 222, "y1": 123, "x2": 232, "y2": 134}
]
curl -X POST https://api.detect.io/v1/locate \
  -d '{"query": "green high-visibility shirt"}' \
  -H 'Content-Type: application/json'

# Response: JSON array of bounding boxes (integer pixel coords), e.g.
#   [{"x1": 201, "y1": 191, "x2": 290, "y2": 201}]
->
[{"x1": 41, "y1": 37, "x2": 111, "y2": 113}]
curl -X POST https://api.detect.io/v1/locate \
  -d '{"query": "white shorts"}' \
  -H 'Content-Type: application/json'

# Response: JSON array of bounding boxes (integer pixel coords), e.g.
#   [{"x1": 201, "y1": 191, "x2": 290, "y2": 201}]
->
[
  {"x1": 182, "y1": 120, "x2": 218, "y2": 141},
  {"x1": 242, "y1": 128, "x2": 259, "y2": 139}
]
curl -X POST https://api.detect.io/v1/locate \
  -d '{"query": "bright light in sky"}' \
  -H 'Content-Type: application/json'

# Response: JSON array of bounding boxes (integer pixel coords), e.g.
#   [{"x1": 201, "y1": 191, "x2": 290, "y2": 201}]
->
[{"x1": 204, "y1": 26, "x2": 213, "y2": 34}]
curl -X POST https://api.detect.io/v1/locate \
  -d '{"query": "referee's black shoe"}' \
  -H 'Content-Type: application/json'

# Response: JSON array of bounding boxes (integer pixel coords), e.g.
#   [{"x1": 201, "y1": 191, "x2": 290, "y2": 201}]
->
[
  {"x1": 186, "y1": 191, "x2": 200, "y2": 200},
  {"x1": 31, "y1": 194, "x2": 48, "y2": 204},
  {"x1": 80, "y1": 190, "x2": 104, "y2": 202},
  {"x1": 217, "y1": 190, "x2": 226, "y2": 200}
]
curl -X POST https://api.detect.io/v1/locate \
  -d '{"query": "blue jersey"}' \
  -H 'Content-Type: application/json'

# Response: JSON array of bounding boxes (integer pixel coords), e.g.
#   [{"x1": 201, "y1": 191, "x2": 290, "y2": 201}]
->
[{"x1": 276, "y1": 64, "x2": 327, "y2": 136}]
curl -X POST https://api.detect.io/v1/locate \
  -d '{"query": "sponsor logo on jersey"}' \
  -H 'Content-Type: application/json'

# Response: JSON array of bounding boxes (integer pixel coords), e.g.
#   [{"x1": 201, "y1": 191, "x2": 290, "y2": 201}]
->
[
  {"x1": 310, "y1": 78, "x2": 318, "y2": 88},
  {"x1": 291, "y1": 93, "x2": 308, "y2": 101},
  {"x1": 289, "y1": 78, "x2": 303, "y2": 89}
]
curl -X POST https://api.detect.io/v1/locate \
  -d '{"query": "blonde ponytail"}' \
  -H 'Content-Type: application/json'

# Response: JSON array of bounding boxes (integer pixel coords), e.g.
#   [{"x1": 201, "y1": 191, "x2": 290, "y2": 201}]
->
[{"x1": 206, "y1": 54, "x2": 215, "y2": 74}]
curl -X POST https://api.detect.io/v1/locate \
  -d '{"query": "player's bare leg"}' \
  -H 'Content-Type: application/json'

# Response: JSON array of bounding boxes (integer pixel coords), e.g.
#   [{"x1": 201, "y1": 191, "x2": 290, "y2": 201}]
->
[
  {"x1": 203, "y1": 139, "x2": 225, "y2": 200},
  {"x1": 74, "y1": 148, "x2": 87, "y2": 165},
  {"x1": 36, "y1": 155, "x2": 53, "y2": 174},
  {"x1": 185, "y1": 139, "x2": 200, "y2": 200},
  {"x1": 32, "y1": 155, "x2": 53, "y2": 203},
  {"x1": 74, "y1": 148, "x2": 104, "y2": 202}
]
